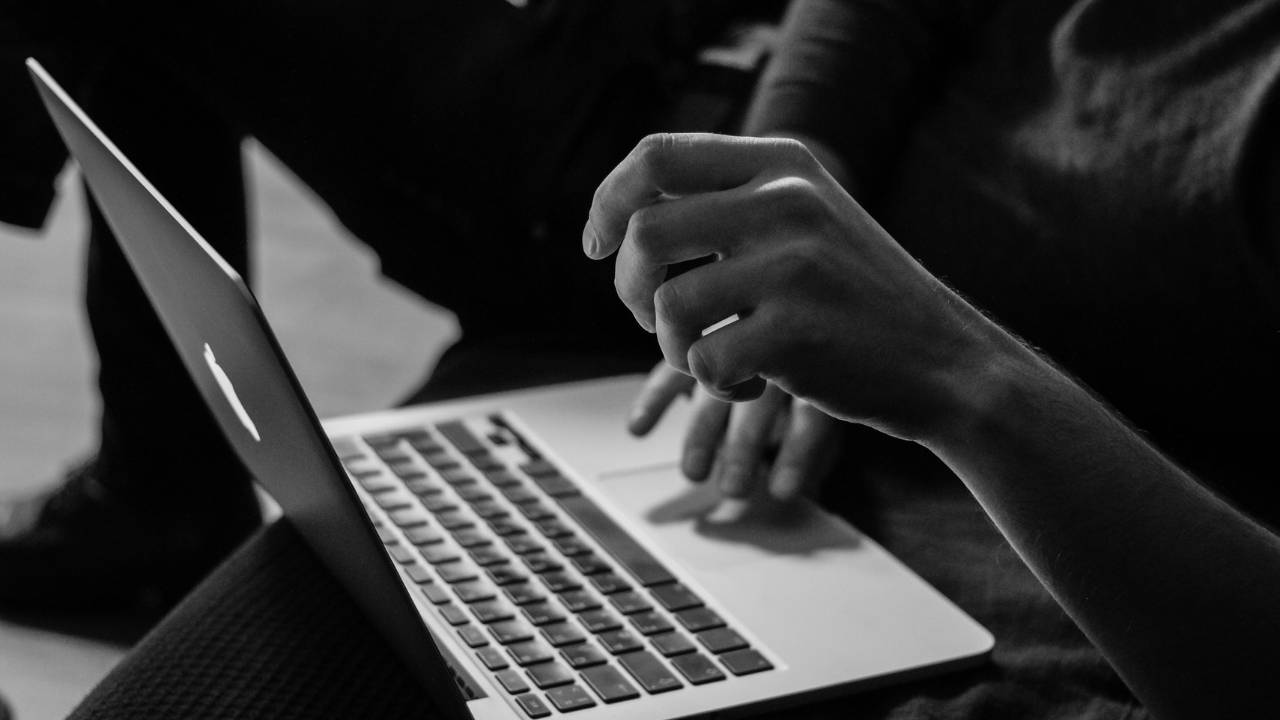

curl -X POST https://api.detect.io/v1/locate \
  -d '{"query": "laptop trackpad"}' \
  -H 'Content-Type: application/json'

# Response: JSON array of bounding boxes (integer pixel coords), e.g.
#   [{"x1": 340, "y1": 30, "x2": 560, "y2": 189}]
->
[{"x1": 593, "y1": 465, "x2": 862, "y2": 573}]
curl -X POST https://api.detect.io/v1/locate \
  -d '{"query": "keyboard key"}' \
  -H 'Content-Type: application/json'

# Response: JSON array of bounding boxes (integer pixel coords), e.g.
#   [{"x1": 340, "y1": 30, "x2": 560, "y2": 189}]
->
[
  {"x1": 519, "y1": 459, "x2": 558, "y2": 477},
  {"x1": 375, "y1": 494, "x2": 412, "y2": 511},
  {"x1": 720, "y1": 647, "x2": 773, "y2": 676},
  {"x1": 408, "y1": 439, "x2": 445, "y2": 458},
  {"x1": 671, "y1": 652, "x2": 726, "y2": 685},
  {"x1": 507, "y1": 639, "x2": 555, "y2": 667},
  {"x1": 376, "y1": 526, "x2": 397, "y2": 544},
  {"x1": 628, "y1": 610, "x2": 674, "y2": 635},
  {"x1": 540, "y1": 621, "x2": 587, "y2": 647},
  {"x1": 526, "y1": 660, "x2": 575, "y2": 689},
  {"x1": 598, "y1": 629, "x2": 644, "y2": 655},
  {"x1": 438, "y1": 604, "x2": 470, "y2": 626},
  {"x1": 455, "y1": 485, "x2": 493, "y2": 504},
  {"x1": 405, "y1": 564, "x2": 433, "y2": 584},
  {"x1": 358, "y1": 476, "x2": 398, "y2": 494},
  {"x1": 484, "y1": 470, "x2": 524, "y2": 487},
  {"x1": 675, "y1": 607, "x2": 724, "y2": 632},
  {"x1": 545, "y1": 684, "x2": 596, "y2": 713},
  {"x1": 471, "y1": 501, "x2": 510, "y2": 520},
  {"x1": 649, "y1": 631, "x2": 697, "y2": 657},
  {"x1": 388, "y1": 508, "x2": 429, "y2": 528},
  {"x1": 531, "y1": 474, "x2": 580, "y2": 498},
  {"x1": 588, "y1": 573, "x2": 631, "y2": 595},
  {"x1": 557, "y1": 496, "x2": 675, "y2": 587},
  {"x1": 420, "y1": 496, "x2": 458, "y2": 514},
  {"x1": 650, "y1": 583, "x2": 703, "y2": 612},
  {"x1": 487, "y1": 565, "x2": 528, "y2": 586},
  {"x1": 539, "y1": 572, "x2": 581, "y2": 593},
  {"x1": 476, "y1": 646, "x2": 509, "y2": 671},
  {"x1": 569, "y1": 553, "x2": 612, "y2": 576},
  {"x1": 581, "y1": 664, "x2": 641, "y2": 703},
  {"x1": 558, "y1": 590, "x2": 600, "y2": 613},
  {"x1": 517, "y1": 502, "x2": 556, "y2": 521},
  {"x1": 469, "y1": 547, "x2": 508, "y2": 567},
  {"x1": 521, "y1": 554, "x2": 563, "y2": 574},
  {"x1": 420, "y1": 545, "x2": 461, "y2": 565},
  {"x1": 697, "y1": 627, "x2": 748, "y2": 654},
  {"x1": 533, "y1": 518, "x2": 574, "y2": 539},
  {"x1": 471, "y1": 600, "x2": 516, "y2": 624},
  {"x1": 618, "y1": 650, "x2": 683, "y2": 694},
  {"x1": 468, "y1": 452, "x2": 506, "y2": 472},
  {"x1": 404, "y1": 478, "x2": 445, "y2": 496},
  {"x1": 560, "y1": 641, "x2": 609, "y2": 669},
  {"x1": 490, "y1": 519, "x2": 526, "y2": 537},
  {"x1": 513, "y1": 694, "x2": 551, "y2": 718},
  {"x1": 389, "y1": 464, "x2": 426, "y2": 481},
  {"x1": 403, "y1": 526, "x2": 445, "y2": 546},
  {"x1": 552, "y1": 536, "x2": 592, "y2": 556},
  {"x1": 420, "y1": 583, "x2": 452, "y2": 605},
  {"x1": 494, "y1": 668, "x2": 530, "y2": 694},
  {"x1": 388, "y1": 545, "x2": 417, "y2": 564},
  {"x1": 608, "y1": 591, "x2": 653, "y2": 615},
  {"x1": 437, "y1": 511, "x2": 476, "y2": 531},
  {"x1": 578, "y1": 609, "x2": 621, "y2": 634},
  {"x1": 423, "y1": 453, "x2": 459, "y2": 471},
  {"x1": 522, "y1": 602, "x2": 566, "y2": 626},
  {"x1": 440, "y1": 467, "x2": 478, "y2": 486},
  {"x1": 458, "y1": 625, "x2": 489, "y2": 648},
  {"x1": 505, "y1": 535, "x2": 544, "y2": 555},
  {"x1": 437, "y1": 563, "x2": 479, "y2": 584},
  {"x1": 504, "y1": 583, "x2": 547, "y2": 606},
  {"x1": 489, "y1": 619, "x2": 536, "y2": 645},
  {"x1": 450, "y1": 529, "x2": 491, "y2": 549},
  {"x1": 437, "y1": 421, "x2": 487, "y2": 455},
  {"x1": 453, "y1": 581, "x2": 497, "y2": 604},
  {"x1": 500, "y1": 484, "x2": 540, "y2": 504}
]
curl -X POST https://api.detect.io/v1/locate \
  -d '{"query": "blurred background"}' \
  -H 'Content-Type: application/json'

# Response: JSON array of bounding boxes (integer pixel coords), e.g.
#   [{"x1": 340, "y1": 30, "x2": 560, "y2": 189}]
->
[{"x1": 0, "y1": 142, "x2": 458, "y2": 718}]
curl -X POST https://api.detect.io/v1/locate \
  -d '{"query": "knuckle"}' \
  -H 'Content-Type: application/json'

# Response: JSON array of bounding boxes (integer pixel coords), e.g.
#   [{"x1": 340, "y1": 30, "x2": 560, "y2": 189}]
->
[
  {"x1": 636, "y1": 133, "x2": 679, "y2": 181},
  {"x1": 686, "y1": 342, "x2": 720, "y2": 389},
  {"x1": 775, "y1": 137, "x2": 820, "y2": 171},
  {"x1": 653, "y1": 279, "x2": 688, "y2": 327},
  {"x1": 626, "y1": 206, "x2": 663, "y2": 260}
]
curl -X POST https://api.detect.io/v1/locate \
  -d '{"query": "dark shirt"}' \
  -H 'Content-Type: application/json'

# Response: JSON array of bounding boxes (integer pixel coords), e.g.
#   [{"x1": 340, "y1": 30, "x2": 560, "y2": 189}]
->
[{"x1": 750, "y1": 0, "x2": 1280, "y2": 523}]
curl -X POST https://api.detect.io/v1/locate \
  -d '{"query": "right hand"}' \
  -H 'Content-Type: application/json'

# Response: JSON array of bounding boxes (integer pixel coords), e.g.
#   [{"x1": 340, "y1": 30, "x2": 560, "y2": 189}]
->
[{"x1": 628, "y1": 361, "x2": 841, "y2": 501}]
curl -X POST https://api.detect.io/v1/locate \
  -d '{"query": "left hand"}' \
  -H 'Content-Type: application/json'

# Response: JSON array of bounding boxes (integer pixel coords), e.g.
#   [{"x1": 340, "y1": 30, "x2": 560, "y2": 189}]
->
[{"x1": 629, "y1": 361, "x2": 840, "y2": 500}]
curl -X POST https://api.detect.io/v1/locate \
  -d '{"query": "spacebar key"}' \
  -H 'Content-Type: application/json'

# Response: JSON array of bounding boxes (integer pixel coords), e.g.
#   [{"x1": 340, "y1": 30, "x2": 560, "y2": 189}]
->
[{"x1": 556, "y1": 496, "x2": 675, "y2": 587}]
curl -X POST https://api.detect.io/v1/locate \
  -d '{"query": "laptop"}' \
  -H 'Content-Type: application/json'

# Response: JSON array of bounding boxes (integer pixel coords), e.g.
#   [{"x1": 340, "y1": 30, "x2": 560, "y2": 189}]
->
[{"x1": 27, "y1": 58, "x2": 992, "y2": 719}]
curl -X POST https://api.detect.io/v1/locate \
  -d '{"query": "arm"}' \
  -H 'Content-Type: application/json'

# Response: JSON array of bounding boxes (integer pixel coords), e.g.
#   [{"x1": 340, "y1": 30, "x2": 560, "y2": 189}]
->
[
  {"x1": 744, "y1": 0, "x2": 1000, "y2": 194},
  {"x1": 929, "y1": 315, "x2": 1280, "y2": 720},
  {"x1": 586, "y1": 132, "x2": 1280, "y2": 718}
]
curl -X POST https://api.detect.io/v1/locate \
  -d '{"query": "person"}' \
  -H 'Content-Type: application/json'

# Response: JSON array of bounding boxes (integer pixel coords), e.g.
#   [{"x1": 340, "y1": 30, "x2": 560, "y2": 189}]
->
[
  {"x1": 584, "y1": 130, "x2": 1280, "y2": 719},
  {"x1": 0, "y1": 0, "x2": 779, "y2": 612},
  {"x1": 14, "y1": 1, "x2": 1278, "y2": 718}
]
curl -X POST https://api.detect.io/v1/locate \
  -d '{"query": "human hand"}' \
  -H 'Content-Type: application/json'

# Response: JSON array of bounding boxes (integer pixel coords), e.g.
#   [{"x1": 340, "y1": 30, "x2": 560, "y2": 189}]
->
[
  {"x1": 628, "y1": 361, "x2": 840, "y2": 500},
  {"x1": 584, "y1": 133, "x2": 997, "y2": 442}
]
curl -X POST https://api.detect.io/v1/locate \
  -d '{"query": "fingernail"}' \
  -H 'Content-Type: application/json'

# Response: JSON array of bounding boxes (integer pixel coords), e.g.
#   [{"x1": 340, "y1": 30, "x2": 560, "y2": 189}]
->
[
  {"x1": 683, "y1": 450, "x2": 711, "y2": 481},
  {"x1": 770, "y1": 469, "x2": 803, "y2": 501},
  {"x1": 582, "y1": 222, "x2": 599, "y2": 257},
  {"x1": 719, "y1": 462, "x2": 749, "y2": 497},
  {"x1": 627, "y1": 405, "x2": 649, "y2": 434}
]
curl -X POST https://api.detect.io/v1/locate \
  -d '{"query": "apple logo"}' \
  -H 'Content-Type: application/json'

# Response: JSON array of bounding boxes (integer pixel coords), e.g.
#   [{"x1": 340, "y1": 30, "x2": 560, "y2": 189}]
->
[{"x1": 204, "y1": 342, "x2": 262, "y2": 442}]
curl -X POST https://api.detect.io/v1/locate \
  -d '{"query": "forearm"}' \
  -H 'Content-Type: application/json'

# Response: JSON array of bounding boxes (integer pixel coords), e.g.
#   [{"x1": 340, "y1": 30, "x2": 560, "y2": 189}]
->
[{"x1": 923, "y1": 322, "x2": 1280, "y2": 718}]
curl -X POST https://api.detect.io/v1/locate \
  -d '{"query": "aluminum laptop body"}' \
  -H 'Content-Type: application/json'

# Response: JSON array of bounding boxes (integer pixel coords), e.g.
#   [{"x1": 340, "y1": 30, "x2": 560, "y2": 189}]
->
[{"x1": 28, "y1": 58, "x2": 993, "y2": 719}]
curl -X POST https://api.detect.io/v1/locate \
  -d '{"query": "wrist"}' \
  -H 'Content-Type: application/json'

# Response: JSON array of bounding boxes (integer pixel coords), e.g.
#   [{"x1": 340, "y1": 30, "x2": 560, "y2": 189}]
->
[{"x1": 915, "y1": 312, "x2": 1049, "y2": 455}]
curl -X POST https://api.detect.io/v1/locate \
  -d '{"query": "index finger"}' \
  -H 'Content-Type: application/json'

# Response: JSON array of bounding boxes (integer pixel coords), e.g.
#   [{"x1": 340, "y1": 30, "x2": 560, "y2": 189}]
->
[{"x1": 582, "y1": 133, "x2": 812, "y2": 259}]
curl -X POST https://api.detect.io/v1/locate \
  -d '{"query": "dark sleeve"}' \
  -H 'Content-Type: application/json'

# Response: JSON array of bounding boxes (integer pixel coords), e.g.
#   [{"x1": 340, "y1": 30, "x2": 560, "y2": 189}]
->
[
  {"x1": 0, "y1": 9, "x2": 100, "y2": 231},
  {"x1": 744, "y1": 0, "x2": 1000, "y2": 191}
]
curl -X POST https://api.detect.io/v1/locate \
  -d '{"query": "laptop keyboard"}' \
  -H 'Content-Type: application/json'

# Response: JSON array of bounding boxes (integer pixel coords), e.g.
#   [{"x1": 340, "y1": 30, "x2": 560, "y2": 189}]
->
[{"x1": 335, "y1": 415, "x2": 773, "y2": 716}]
